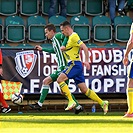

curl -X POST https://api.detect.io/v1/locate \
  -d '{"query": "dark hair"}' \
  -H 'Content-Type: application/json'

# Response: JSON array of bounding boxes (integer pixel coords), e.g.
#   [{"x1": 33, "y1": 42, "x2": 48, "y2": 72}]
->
[
  {"x1": 60, "y1": 21, "x2": 71, "y2": 27},
  {"x1": 45, "y1": 23, "x2": 56, "y2": 32}
]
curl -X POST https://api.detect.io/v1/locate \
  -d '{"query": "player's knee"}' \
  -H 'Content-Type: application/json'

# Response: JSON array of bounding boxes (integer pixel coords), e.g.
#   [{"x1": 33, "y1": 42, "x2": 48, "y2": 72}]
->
[
  {"x1": 57, "y1": 77, "x2": 61, "y2": 84},
  {"x1": 80, "y1": 89, "x2": 86, "y2": 94},
  {"x1": 57, "y1": 76, "x2": 64, "y2": 84},
  {"x1": 128, "y1": 79, "x2": 133, "y2": 88},
  {"x1": 43, "y1": 79, "x2": 49, "y2": 85},
  {"x1": 128, "y1": 83, "x2": 133, "y2": 88}
]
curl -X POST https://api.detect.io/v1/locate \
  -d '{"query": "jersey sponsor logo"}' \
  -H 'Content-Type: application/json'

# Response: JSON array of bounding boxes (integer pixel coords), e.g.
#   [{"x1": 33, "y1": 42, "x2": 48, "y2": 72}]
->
[{"x1": 15, "y1": 50, "x2": 37, "y2": 78}]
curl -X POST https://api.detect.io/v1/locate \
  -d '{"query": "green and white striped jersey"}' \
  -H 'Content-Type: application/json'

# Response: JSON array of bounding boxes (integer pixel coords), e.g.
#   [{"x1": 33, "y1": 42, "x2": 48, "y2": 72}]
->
[
  {"x1": 51, "y1": 32, "x2": 67, "y2": 68},
  {"x1": 42, "y1": 32, "x2": 68, "y2": 68}
]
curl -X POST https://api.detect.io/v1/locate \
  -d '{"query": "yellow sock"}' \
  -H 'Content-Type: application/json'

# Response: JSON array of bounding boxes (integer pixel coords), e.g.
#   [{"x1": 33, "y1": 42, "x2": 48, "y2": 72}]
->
[
  {"x1": 59, "y1": 82, "x2": 73, "y2": 101},
  {"x1": 127, "y1": 88, "x2": 133, "y2": 114},
  {"x1": 85, "y1": 88, "x2": 103, "y2": 105}
]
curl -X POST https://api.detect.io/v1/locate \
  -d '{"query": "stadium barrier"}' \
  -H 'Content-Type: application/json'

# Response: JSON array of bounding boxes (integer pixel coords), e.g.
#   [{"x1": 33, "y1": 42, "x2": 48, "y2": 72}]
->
[{"x1": 6, "y1": 93, "x2": 127, "y2": 112}]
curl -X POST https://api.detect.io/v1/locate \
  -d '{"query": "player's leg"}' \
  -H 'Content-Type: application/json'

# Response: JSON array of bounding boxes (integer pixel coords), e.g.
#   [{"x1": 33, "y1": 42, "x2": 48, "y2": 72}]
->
[
  {"x1": 29, "y1": 76, "x2": 53, "y2": 110},
  {"x1": 83, "y1": 85, "x2": 108, "y2": 115},
  {"x1": 123, "y1": 78, "x2": 133, "y2": 117},
  {"x1": 60, "y1": 88, "x2": 83, "y2": 113},
  {"x1": 0, "y1": 91, "x2": 11, "y2": 113},
  {"x1": 65, "y1": 79, "x2": 83, "y2": 114},
  {"x1": 30, "y1": 65, "x2": 77, "y2": 111},
  {"x1": 75, "y1": 73, "x2": 108, "y2": 115},
  {"x1": 54, "y1": 68, "x2": 82, "y2": 113},
  {"x1": 57, "y1": 61, "x2": 85, "y2": 110},
  {"x1": 57, "y1": 73, "x2": 76, "y2": 110},
  {"x1": 37, "y1": 77, "x2": 52, "y2": 107},
  {"x1": 123, "y1": 62, "x2": 133, "y2": 117},
  {"x1": 29, "y1": 68, "x2": 76, "y2": 111},
  {"x1": 71, "y1": 94, "x2": 83, "y2": 114}
]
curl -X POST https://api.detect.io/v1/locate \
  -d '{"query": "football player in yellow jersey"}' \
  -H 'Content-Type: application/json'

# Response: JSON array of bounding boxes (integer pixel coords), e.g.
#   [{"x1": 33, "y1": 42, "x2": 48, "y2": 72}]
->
[
  {"x1": 29, "y1": 24, "x2": 83, "y2": 114},
  {"x1": 57, "y1": 21, "x2": 109, "y2": 114},
  {"x1": 123, "y1": 23, "x2": 133, "y2": 118}
]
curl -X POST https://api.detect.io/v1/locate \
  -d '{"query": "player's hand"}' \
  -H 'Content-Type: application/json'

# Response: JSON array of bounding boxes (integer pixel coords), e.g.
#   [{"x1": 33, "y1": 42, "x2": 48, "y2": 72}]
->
[
  {"x1": 60, "y1": 46, "x2": 66, "y2": 51},
  {"x1": 123, "y1": 57, "x2": 128, "y2": 66},
  {"x1": 0, "y1": 67, "x2": 3, "y2": 76},
  {"x1": 35, "y1": 45, "x2": 42, "y2": 51},
  {"x1": 83, "y1": 62, "x2": 90, "y2": 70}
]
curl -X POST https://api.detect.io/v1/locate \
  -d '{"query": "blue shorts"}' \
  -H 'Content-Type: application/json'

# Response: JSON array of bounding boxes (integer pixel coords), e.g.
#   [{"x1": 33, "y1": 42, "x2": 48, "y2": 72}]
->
[
  {"x1": 128, "y1": 61, "x2": 133, "y2": 78},
  {"x1": 63, "y1": 61, "x2": 85, "y2": 85}
]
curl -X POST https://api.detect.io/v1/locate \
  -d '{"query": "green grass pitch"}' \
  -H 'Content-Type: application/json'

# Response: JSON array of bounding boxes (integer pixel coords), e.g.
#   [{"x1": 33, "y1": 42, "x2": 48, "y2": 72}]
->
[{"x1": 0, "y1": 112, "x2": 133, "y2": 133}]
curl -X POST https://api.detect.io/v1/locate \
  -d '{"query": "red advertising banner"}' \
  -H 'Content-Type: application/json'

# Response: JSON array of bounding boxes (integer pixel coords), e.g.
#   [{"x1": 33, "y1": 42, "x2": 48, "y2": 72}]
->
[{"x1": 2, "y1": 48, "x2": 131, "y2": 94}]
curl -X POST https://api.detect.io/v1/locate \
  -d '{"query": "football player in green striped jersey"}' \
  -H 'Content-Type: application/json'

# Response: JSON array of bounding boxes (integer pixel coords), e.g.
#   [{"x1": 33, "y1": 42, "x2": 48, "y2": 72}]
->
[{"x1": 29, "y1": 23, "x2": 83, "y2": 114}]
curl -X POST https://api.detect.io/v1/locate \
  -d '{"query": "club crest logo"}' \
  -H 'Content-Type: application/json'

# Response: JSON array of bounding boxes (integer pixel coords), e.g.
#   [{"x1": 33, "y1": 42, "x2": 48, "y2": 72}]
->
[{"x1": 15, "y1": 50, "x2": 37, "y2": 78}]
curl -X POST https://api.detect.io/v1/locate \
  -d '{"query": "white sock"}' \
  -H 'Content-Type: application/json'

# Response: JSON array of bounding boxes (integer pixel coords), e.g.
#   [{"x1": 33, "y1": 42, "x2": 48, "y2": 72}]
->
[
  {"x1": 76, "y1": 105, "x2": 82, "y2": 110},
  {"x1": 38, "y1": 101, "x2": 43, "y2": 107}
]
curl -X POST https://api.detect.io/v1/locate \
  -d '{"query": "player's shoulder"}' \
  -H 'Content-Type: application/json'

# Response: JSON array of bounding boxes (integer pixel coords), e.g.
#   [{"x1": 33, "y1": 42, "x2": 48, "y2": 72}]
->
[
  {"x1": 72, "y1": 32, "x2": 78, "y2": 35},
  {"x1": 70, "y1": 32, "x2": 80, "y2": 39},
  {"x1": 70, "y1": 32, "x2": 78, "y2": 37},
  {"x1": 55, "y1": 32, "x2": 64, "y2": 39}
]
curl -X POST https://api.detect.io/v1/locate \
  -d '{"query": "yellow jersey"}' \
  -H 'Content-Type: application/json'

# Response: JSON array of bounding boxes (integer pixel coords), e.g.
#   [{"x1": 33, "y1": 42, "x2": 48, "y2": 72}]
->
[{"x1": 63, "y1": 32, "x2": 83, "y2": 62}]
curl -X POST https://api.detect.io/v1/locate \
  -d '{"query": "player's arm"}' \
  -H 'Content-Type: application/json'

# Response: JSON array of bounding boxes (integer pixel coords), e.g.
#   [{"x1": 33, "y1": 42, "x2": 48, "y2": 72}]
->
[
  {"x1": 80, "y1": 43, "x2": 90, "y2": 70},
  {"x1": 61, "y1": 37, "x2": 68, "y2": 51},
  {"x1": 55, "y1": 33, "x2": 68, "y2": 51},
  {"x1": 62, "y1": 37, "x2": 68, "y2": 47},
  {"x1": 35, "y1": 45, "x2": 55, "y2": 54},
  {"x1": 71, "y1": 33, "x2": 90, "y2": 69},
  {"x1": 123, "y1": 33, "x2": 133, "y2": 66}
]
